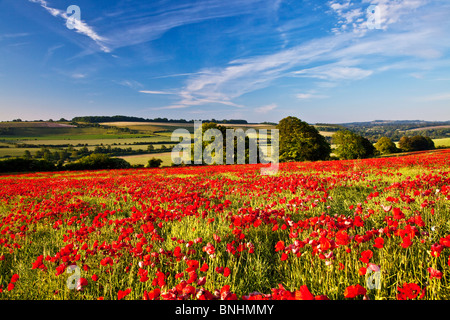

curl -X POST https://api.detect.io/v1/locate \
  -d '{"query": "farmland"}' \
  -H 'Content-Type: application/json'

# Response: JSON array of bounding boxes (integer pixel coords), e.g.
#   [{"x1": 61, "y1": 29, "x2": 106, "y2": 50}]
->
[{"x1": 0, "y1": 149, "x2": 449, "y2": 300}]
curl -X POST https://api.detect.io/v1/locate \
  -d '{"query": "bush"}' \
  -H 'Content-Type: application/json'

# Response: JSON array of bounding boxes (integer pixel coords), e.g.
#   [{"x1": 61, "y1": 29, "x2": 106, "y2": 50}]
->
[
  {"x1": 0, "y1": 158, "x2": 56, "y2": 173},
  {"x1": 147, "y1": 158, "x2": 163, "y2": 168},
  {"x1": 63, "y1": 153, "x2": 131, "y2": 171}
]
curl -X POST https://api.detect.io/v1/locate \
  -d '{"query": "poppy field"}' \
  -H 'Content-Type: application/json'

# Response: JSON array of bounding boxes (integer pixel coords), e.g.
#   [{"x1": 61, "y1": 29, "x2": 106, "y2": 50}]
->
[{"x1": 0, "y1": 149, "x2": 449, "y2": 300}]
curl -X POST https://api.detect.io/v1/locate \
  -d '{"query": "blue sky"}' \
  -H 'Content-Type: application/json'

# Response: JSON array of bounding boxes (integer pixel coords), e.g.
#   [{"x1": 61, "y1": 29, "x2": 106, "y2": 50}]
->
[{"x1": 0, "y1": 0, "x2": 449, "y2": 123}]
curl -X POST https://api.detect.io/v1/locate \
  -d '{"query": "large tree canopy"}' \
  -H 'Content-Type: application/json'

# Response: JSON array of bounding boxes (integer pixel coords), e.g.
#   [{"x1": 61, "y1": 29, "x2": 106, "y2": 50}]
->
[
  {"x1": 374, "y1": 137, "x2": 398, "y2": 155},
  {"x1": 399, "y1": 135, "x2": 435, "y2": 152},
  {"x1": 277, "y1": 116, "x2": 331, "y2": 162},
  {"x1": 333, "y1": 130, "x2": 376, "y2": 160}
]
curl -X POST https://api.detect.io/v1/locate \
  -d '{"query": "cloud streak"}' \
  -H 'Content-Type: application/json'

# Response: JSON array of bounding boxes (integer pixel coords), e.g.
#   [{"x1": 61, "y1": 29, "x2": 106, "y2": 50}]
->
[
  {"x1": 28, "y1": 0, "x2": 110, "y2": 52},
  {"x1": 155, "y1": 0, "x2": 450, "y2": 110}
]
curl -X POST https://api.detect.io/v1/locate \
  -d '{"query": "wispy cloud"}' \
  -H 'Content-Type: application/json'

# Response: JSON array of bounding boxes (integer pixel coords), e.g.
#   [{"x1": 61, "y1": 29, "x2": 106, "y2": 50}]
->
[
  {"x1": 100, "y1": 0, "x2": 277, "y2": 51},
  {"x1": 296, "y1": 93, "x2": 328, "y2": 100},
  {"x1": 71, "y1": 73, "x2": 87, "y2": 79},
  {"x1": 0, "y1": 33, "x2": 30, "y2": 41},
  {"x1": 28, "y1": 0, "x2": 110, "y2": 52},
  {"x1": 254, "y1": 103, "x2": 277, "y2": 114},
  {"x1": 153, "y1": 0, "x2": 449, "y2": 111},
  {"x1": 114, "y1": 80, "x2": 143, "y2": 90},
  {"x1": 139, "y1": 90, "x2": 175, "y2": 95},
  {"x1": 293, "y1": 64, "x2": 373, "y2": 81},
  {"x1": 328, "y1": 0, "x2": 429, "y2": 34}
]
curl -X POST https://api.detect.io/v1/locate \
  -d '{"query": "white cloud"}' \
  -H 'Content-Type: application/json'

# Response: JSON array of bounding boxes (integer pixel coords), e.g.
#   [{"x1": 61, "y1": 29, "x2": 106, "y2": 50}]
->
[
  {"x1": 296, "y1": 93, "x2": 328, "y2": 100},
  {"x1": 139, "y1": 90, "x2": 174, "y2": 95},
  {"x1": 71, "y1": 73, "x2": 87, "y2": 79},
  {"x1": 28, "y1": 0, "x2": 110, "y2": 52},
  {"x1": 254, "y1": 104, "x2": 277, "y2": 113},
  {"x1": 294, "y1": 65, "x2": 373, "y2": 81},
  {"x1": 328, "y1": 0, "x2": 429, "y2": 34}
]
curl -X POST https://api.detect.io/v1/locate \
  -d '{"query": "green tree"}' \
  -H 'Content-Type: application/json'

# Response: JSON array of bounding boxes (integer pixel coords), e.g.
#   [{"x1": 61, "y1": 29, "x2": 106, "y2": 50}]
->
[
  {"x1": 63, "y1": 153, "x2": 131, "y2": 170},
  {"x1": 147, "y1": 144, "x2": 154, "y2": 152},
  {"x1": 190, "y1": 122, "x2": 227, "y2": 165},
  {"x1": 187, "y1": 122, "x2": 266, "y2": 165},
  {"x1": 410, "y1": 136, "x2": 435, "y2": 151},
  {"x1": 276, "y1": 116, "x2": 330, "y2": 162},
  {"x1": 399, "y1": 135, "x2": 435, "y2": 152},
  {"x1": 147, "y1": 158, "x2": 163, "y2": 168},
  {"x1": 43, "y1": 149, "x2": 53, "y2": 162},
  {"x1": 374, "y1": 137, "x2": 398, "y2": 155},
  {"x1": 23, "y1": 150, "x2": 32, "y2": 160},
  {"x1": 333, "y1": 130, "x2": 375, "y2": 160},
  {"x1": 398, "y1": 136, "x2": 413, "y2": 152}
]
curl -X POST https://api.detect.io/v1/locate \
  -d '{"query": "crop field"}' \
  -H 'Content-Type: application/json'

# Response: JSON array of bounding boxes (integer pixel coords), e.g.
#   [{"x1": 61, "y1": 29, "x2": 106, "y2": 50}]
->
[
  {"x1": 117, "y1": 152, "x2": 178, "y2": 166},
  {"x1": 0, "y1": 149, "x2": 449, "y2": 300},
  {"x1": 434, "y1": 138, "x2": 450, "y2": 148},
  {"x1": 0, "y1": 148, "x2": 42, "y2": 158}
]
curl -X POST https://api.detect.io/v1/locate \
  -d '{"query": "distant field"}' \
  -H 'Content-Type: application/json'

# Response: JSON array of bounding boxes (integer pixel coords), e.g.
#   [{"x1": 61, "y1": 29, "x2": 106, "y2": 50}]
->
[
  {"x1": 0, "y1": 147, "x2": 43, "y2": 158},
  {"x1": 0, "y1": 121, "x2": 75, "y2": 128},
  {"x1": 102, "y1": 121, "x2": 276, "y2": 132},
  {"x1": 85, "y1": 144, "x2": 175, "y2": 151},
  {"x1": 1, "y1": 136, "x2": 172, "y2": 146},
  {"x1": 394, "y1": 138, "x2": 450, "y2": 149},
  {"x1": 434, "y1": 138, "x2": 450, "y2": 147},
  {"x1": 117, "y1": 152, "x2": 187, "y2": 166},
  {"x1": 319, "y1": 131, "x2": 335, "y2": 137},
  {"x1": 100, "y1": 122, "x2": 194, "y2": 127},
  {"x1": 408, "y1": 125, "x2": 450, "y2": 131},
  {"x1": 0, "y1": 133, "x2": 154, "y2": 142},
  {"x1": 0, "y1": 127, "x2": 116, "y2": 137}
]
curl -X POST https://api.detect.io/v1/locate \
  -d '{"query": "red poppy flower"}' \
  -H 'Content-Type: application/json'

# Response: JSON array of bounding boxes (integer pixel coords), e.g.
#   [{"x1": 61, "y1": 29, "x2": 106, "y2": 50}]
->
[
  {"x1": 200, "y1": 263, "x2": 209, "y2": 272},
  {"x1": 428, "y1": 267, "x2": 443, "y2": 279},
  {"x1": 11, "y1": 274, "x2": 19, "y2": 283},
  {"x1": 76, "y1": 277, "x2": 88, "y2": 291},
  {"x1": 359, "y1": 250, "x2": 373, "y2": 263},
  {"x1": 223, "y1": 267, "x2": 231, "y2": 277},
  {"x1": 344, "y1": 284, "x2": 366, "y2": 298},
  {"x1": 215, "y1": 267, "x2": 224, "y2": 274},
  {"x1": 393, "y1": 208, "x2": 405, "y2": 220},
  {"x1": 295, "y1": 285, "x2": 315, "y2": 300},
  {"x1": 359, "y1": 267, "x2": 367, "y2": 276},
  {"x1": 400, "y1": 236, "x2": 412, "y2": 248},
  {"x1": 275, "y1": 240, "x2": 285, "y2": 252},
  {"x1": 213, "y1": 234, "x2": 221, "y2": 243},
  {"x1": 397, "y1": 283, "x2": 421, "y2": 300},
  {"x1": 373, "y1": 237, "x2": 384, "y2": 249},
  {"x1": 186, "y1": 259, "x2": 199, "y2": 270},
  {"x1": 118, "y1": 288, "x2": 132, "y2": 300}
]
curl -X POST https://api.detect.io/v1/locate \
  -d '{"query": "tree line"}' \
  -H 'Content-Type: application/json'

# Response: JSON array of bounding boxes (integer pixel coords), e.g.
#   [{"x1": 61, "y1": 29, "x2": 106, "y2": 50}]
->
[
  {"x1": 19, "y1": 144, "x2": 173, "y2": 165},
  {"x1": 0, "y1": 116, "x2": 442, "y2": 173},
  {"x1": 276, "y1": 116, "x2": 436, "y2": 162},
  {"x1": 71, "y1": 115, "x2": 248, "y2": 124}
]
